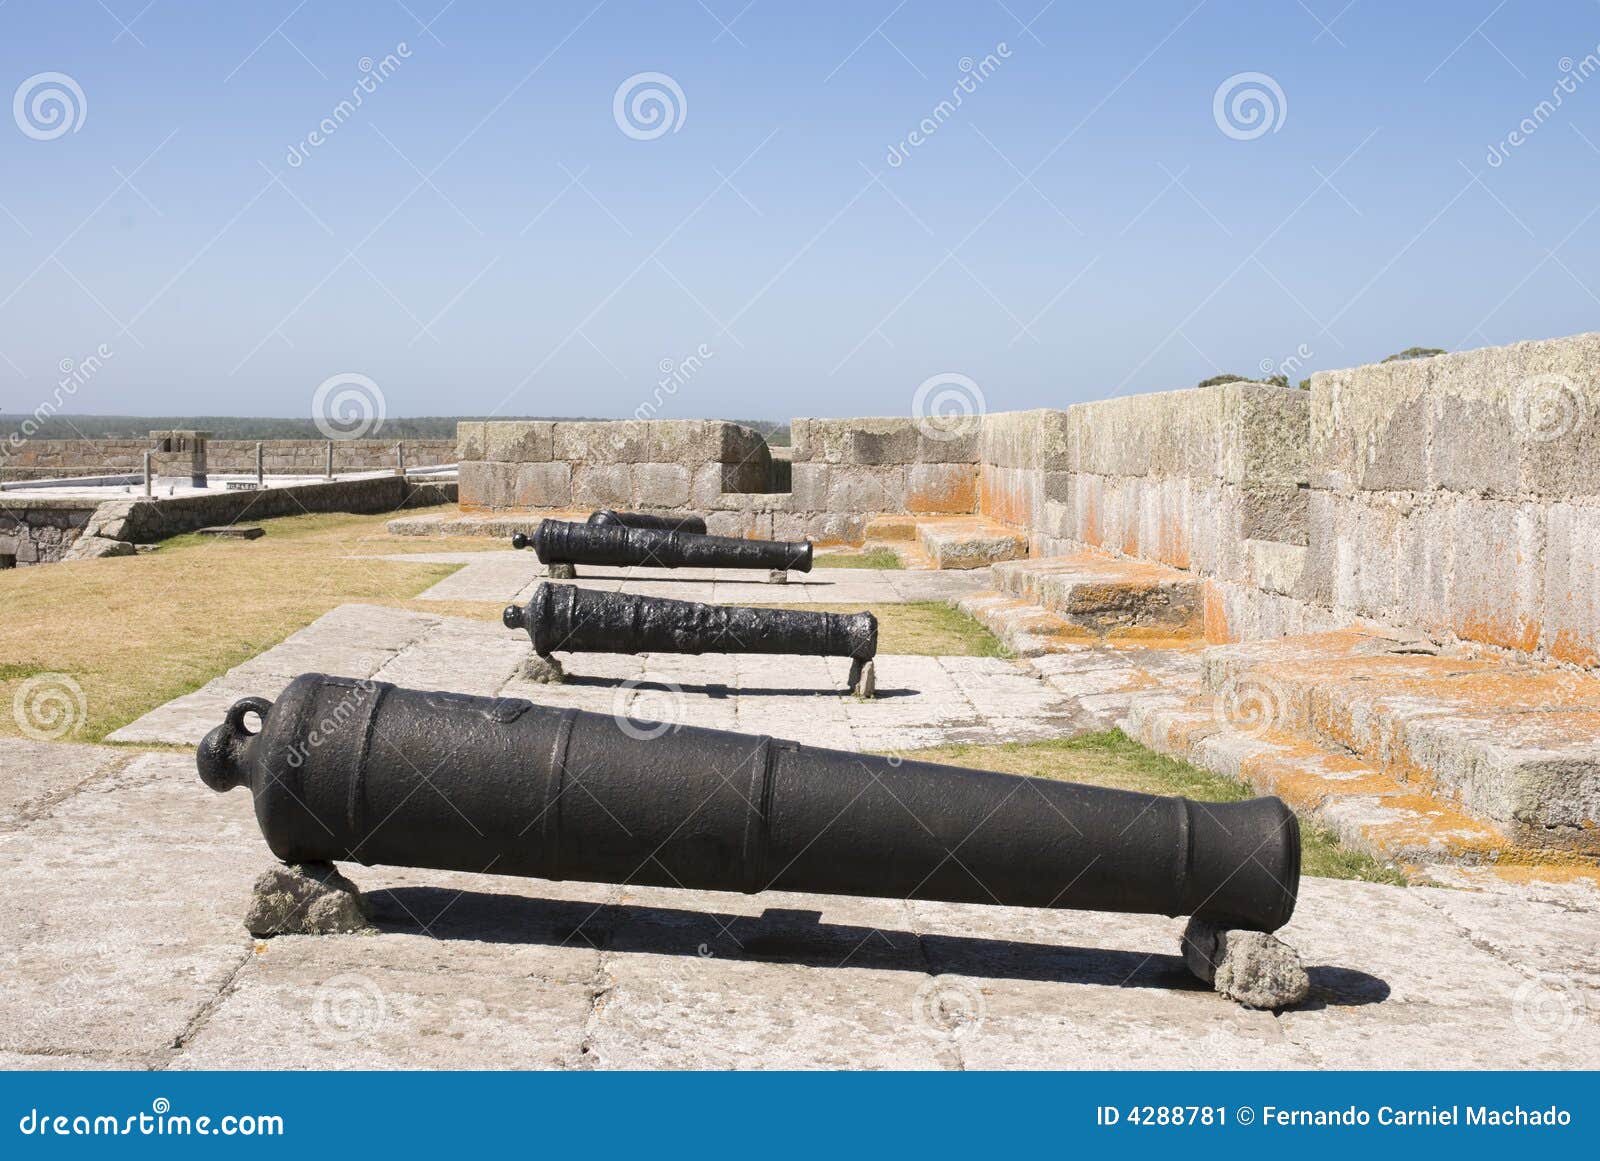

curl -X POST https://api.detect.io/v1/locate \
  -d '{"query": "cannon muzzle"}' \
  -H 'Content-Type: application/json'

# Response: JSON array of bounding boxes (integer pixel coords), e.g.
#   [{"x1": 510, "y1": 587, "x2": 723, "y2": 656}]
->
[
  {"x1": 504, "y1": 582, "x2": 877, "y2": 661},
  {"x1": 199, "y1": 675, "x2": 1300, "y2": 932},
  {"x1": 588, "y1": 508, "x2": 708, "y2": 534},
  {"x1": 516, "y1": 518, "x2": 812, "y2": 573}
]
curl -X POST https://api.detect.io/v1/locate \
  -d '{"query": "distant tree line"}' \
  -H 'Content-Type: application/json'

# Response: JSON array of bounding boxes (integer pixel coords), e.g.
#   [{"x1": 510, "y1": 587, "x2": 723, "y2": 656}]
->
[
  {"x1": 1197, "y1": 346, "x2": 1445, "y2": 392},
  {"x1": 0, "y1": 415, "x2": 793, "y2": 444}
]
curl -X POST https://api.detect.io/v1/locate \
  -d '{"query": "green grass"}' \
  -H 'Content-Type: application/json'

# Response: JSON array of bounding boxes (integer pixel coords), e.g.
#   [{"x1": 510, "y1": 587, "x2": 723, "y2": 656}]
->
[
  {"x1": 813, "y1": 546, "x2": 904, "y2": 569},
  {"x1": 891, "y1": 730, "x2": 1407, "y2": 885}
]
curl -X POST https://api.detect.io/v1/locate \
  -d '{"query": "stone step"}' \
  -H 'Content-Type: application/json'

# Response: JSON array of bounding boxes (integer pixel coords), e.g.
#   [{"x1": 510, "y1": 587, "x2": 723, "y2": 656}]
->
[
  {"x1": 914, "y1": 518, "x2": 1028, "y2": 570},
  {"x1": 1120, "y1": 692, "x2": 1537, "y2": 870},
  {"x1": 1197, "y1": 629, "x2": 1600, "y2": 856},
  {"x1": 861, "y1": 514, "x2": 919, "y2": 541},
  {"x1": 955, "y1": 592, "x2": 1086, "y2": 657},
  {"x1": 990, "y1": 552, "x2": 1203, "y2": 637}
]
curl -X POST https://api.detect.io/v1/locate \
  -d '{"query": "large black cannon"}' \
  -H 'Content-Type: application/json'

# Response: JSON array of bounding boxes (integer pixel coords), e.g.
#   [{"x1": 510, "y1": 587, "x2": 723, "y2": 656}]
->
[
  {"x1": 588, "y1": 508, "x2": 707, "y2": 534},
  {"x1": 198, "y1": 675, "x2": 1301, "y2": 933},
  {"x1": 504, "y1": 581, "x2": 877, "y2": 693},
  {"x1": 510, "y1": 519, "x2": 811, "y2": 580}
]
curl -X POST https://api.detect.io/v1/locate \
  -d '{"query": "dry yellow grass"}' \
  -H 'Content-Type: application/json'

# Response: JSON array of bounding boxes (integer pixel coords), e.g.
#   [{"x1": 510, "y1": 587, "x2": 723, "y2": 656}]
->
[
  {"x1": 0, "y1": 507, "x2": 492, "y2": 742},
  {"x1": 756, "y1": 602, "x2": 1005, "y2": 656}
]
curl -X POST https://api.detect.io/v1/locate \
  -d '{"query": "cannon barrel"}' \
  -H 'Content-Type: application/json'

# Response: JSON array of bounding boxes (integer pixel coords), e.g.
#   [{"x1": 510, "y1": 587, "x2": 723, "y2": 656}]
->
[
  {"x1": 504, "y1": 582, "x2": 877, "y2": 661},
  {"x1": 512, "y1": 519, "x2": 812, "y2": 573},
  {"x1": 588, "y1": 508, "x2": 708, "y2": 534},
  {"x1": 198, "y1": 675, "x2": 1300, "y2": 932}
]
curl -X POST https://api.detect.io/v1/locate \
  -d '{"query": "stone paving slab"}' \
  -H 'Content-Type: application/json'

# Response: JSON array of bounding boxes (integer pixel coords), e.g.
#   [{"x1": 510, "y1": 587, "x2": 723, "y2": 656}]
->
[
  {"x1": 2, "y1": 747, "x2": 1597, "y2": 1070},
  {"x1": 0, "y1": 739, "x2": 134, "y2": 827},
  {"x1": 110, "y1": 604, "x2": 1089, "y2": 751},
  {"x1": 383, "y1": 551, "x2": 993, "y2": 606}
]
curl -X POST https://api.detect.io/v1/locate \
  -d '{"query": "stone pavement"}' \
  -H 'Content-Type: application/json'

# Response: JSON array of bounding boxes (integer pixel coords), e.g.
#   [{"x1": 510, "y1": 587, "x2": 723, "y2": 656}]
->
[
  {"x1": 1, "y1": 740, "x2": 1596, "y2": 1069},
  {"x1": 108, "y1": 603, "x2": 1091, "y2": 751},
  {"x1": 382, "y1": 550, "x2": 994, "y2": 606}
]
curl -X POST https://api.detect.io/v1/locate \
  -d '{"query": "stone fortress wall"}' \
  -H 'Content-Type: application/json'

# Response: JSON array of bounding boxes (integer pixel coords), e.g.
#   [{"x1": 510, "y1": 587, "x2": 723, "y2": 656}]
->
[
  {"x1": 457, "y1": 330, "x2": 1600, "y2": 669},
  {"x1": 5, "y1": 330, "x2": 1594, "y2": 668}
]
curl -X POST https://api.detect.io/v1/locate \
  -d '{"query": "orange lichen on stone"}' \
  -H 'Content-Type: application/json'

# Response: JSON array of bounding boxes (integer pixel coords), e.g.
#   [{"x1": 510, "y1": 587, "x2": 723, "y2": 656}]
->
[
  {"x1": 1079, "y1": 492, "x2": 1102, "y2": 549},
  {"x1": 978, "y1": 473, "x2": 1029, "y2": 527},
  {"x1": 1159, "y1": 514, "x2": 1191, "y2": 570},
  {"x1": 1235, "y1": 733, "x2": 1521, "y2": 863},
  {"x1": 906, "y1": 471, "x2": 977, "y2": 515},
  {"x1": 1239, "y1": 735, "x2": 1401, "y2": 805},
  {"x1": 1454, "y1": 608, "x2": 1542, "y2": 655},
  {"x1": 1202, "y1": 582, "x2": 1232, "y2": 643},
  {"x1": 1547, "y1": 627, "x2": 1600, "y2": 669}
]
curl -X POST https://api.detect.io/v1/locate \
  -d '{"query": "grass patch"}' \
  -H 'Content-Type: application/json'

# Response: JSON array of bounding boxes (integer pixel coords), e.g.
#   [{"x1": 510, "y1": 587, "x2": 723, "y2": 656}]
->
[
  {"x1": 760, "y1": 601, "x2": 1006, "y2": 657},
  {"x1": 894, "y1": 730, "x2": 1407, "y2": 885},
  {"x1": 813, "y1": 546, "x2": 904, "y2": 569},
  {"x1": 0, "y1": 506, "x2": 481, "y2": 742}
]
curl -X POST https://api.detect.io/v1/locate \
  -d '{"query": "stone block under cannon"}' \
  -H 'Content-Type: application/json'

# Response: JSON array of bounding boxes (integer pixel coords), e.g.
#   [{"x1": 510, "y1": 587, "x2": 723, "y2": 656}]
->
[
  {"x1": 587, "y1": 508, "x2": 708, "y2": 534},
  {"x1": 198, "y1": 675, "x2": 1301, "y2": 936},
  {"x1": 504, "y1": 581, "x2": 878, "y2": 694},
  {"x1": 511, "y1": 519, "x2": 811, "y2": 581}
]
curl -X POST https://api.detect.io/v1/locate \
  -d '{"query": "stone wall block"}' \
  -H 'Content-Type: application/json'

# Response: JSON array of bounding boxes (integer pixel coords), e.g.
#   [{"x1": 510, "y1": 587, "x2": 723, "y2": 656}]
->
[
  {"x1": 571, "y1": 463, "x2": 633, "y2": 507},
  {"x1": 630, "y1": 462, "x2": 692, "y2": 508}
]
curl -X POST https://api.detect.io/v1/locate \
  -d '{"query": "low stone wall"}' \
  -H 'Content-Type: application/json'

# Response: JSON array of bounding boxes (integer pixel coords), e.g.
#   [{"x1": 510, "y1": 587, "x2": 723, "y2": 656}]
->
[
  {"x1": 455, "y1": 416, "x2": 984, "y2": 544},
  {"x1": 0, "y1": 439, "x2": 150, "y2": 481},
  {"x1": 782, "y1": 417, "x2": 978, "y2": 542},
  {"x1": 0, "y1": 438, "x2": 456, "y2": 481},
  {"x1": 94, "y1": 476, "x2": 456, "y2": 545},
  {"x1": 206, "y1": 439, "x2": 456, "y2": 474},
  {"x1": 457, "y1": 420, "x2": 772, "y2": 514},
  {"x1": 0, "y1": 498, "x2": 99, "y2": 565},
  {"x1": 1, "y1": 476, "x2": 455, "y2": 564}
]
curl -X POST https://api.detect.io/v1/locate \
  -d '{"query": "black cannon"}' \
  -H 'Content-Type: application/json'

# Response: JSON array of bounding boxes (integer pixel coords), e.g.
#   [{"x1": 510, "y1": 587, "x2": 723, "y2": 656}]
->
[
  {"x1": 588, "y1": 508, "x2": 707, "y2": 534},
  {"x1": 198, "y1": 675, "x2": 1301, "y2": 933},
  {"x1": 504, "y1": 581, "x2": 877, "y2": 693},
  {"x1": 510, "y1": 519, "x2": 811, "y2": 581}
]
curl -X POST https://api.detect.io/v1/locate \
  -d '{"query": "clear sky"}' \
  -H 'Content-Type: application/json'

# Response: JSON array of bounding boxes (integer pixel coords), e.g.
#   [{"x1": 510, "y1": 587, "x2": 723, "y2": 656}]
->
[{"x1": 3, "y1": 1, "x2": 1599, "y2": 423}]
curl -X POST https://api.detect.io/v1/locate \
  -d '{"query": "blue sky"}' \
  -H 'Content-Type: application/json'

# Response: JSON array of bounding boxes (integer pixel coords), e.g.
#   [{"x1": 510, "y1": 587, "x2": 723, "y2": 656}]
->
[{"x1": 3, "y1": 1, "x2": 1599, "y2": 422}]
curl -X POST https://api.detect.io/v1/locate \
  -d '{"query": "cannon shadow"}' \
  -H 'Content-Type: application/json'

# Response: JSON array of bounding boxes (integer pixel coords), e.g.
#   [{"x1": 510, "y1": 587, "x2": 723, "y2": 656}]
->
[{"x1": 365, "y1": 886, "x2": 1389, "y2": 1008}]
